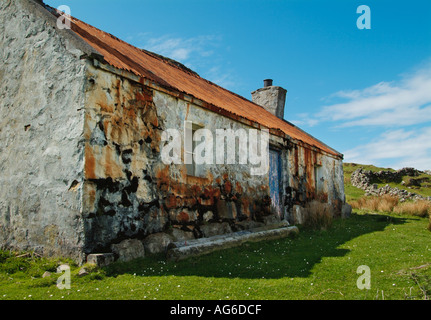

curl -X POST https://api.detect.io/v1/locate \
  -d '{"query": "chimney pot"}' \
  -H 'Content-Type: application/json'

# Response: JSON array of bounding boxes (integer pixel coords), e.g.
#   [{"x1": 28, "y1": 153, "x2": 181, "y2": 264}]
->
[{"x1": 263, "y1": 79, "x2": 273, "y2": 87}]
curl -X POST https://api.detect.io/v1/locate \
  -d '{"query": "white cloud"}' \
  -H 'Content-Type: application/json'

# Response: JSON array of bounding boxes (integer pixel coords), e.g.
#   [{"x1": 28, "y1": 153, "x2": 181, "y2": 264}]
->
[
  {"x1": 313, "y1": 60, "x2": 431, "y2": 170},
  {"x1": 142, "y1": 34, "x2": 219, "y2": 67},
  {"x1": 290, "y1": 113, "x2": 319, "y2": 127},
  {"x1": 328, "y1": 81, "x2": 398, "y2": 101},
  {"x1": 343, "y1": 127, "x2": 431, "y2": 171},
  {"x1": 318, "y1": 62, "x2": 431, "y2": 127},
  {"x1": 203, "y1": 66, "x2": 238, "y2": 91}
]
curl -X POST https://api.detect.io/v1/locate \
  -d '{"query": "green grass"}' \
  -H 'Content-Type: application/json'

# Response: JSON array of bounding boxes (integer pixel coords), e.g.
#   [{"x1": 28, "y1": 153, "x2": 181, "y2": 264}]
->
[
  {"x1": 344, "y1": 183, "x2": 365, "y2": 203},
  {"x1": 1, "y1": 162, "x2": 430, "y2": 300},
  {"x1": 1, "y1": 212, "x2": 430, "y2": 300}
]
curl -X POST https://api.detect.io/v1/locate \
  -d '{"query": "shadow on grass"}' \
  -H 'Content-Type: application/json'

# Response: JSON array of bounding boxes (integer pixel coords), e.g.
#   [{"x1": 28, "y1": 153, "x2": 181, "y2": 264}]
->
[{"x1": 104, "y1": 212, "x2": 409, "y2": 280}]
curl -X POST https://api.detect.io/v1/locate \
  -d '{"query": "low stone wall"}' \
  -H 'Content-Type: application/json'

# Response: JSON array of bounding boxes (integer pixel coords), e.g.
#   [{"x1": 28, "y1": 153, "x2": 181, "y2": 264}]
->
[{"x1": 350, "y1": 168, "x2": 431, "y2": 202}]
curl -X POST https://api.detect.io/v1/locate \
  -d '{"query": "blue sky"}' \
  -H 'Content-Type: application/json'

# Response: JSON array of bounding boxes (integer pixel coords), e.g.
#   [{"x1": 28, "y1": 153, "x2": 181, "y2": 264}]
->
[{"x1": 45, "y1": 0, "x2": 431, "y2": 170}]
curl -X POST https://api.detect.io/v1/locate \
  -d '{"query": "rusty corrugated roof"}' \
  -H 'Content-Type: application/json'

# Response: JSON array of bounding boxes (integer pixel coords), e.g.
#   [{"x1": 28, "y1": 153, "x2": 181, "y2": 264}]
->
[{"x1": 50, "y1": 8, "x2": 341, "y2": 158}]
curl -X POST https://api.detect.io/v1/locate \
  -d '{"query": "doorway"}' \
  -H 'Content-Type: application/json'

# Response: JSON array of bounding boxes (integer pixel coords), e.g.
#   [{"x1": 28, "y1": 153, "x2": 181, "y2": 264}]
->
[{"x1": 269, "y1": 149, "x2": 282, "y2": 218}]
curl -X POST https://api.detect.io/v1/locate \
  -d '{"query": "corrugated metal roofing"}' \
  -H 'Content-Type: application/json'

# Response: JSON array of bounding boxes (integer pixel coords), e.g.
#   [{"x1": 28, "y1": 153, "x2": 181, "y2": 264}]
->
[{"x1": 50, "y1": 8, "x2": 342, "y2": 158}]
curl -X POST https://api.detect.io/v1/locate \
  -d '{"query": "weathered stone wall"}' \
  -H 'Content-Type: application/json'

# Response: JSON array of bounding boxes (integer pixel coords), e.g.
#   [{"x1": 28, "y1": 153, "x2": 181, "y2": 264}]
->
[
  {"x1": 153, "y1": 88, "x2": 275, "y2": 221},
  {"x1": 351, "y1": 167, "x2": 431, "y2": 201},
  {"x1": 81, "y1": 64, "x2": 165, "y2": 253},
  {"x1": 81, "y1": 64, "x2": 279, "y2": 254},
  {"x1": 351, "y1": 167, "x2": 422, "y2": 189},
  {"x1": 0, "y1": 0, "x2": 88, "y2": 261},
  {"x1": 81, "y1": 62, "x2": 346, "y2": 256},
  {"x1": 284, "y1": 144, "x2": 345, "y2": 218},
  {"x1": 318, "y1": 152, "x2": 345, "y2": 208}
]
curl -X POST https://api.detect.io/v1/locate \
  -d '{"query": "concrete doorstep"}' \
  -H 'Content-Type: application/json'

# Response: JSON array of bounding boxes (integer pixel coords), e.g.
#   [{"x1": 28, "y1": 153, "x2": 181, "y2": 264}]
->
[{"x1": 166, "y1": 224, "x2": 299, "y2": 262}]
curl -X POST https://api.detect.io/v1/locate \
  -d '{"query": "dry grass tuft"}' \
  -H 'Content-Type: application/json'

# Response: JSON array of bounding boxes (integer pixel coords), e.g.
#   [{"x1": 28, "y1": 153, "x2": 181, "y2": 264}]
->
[
  {"x1": 350, "y1": 197, "x2": 375, "y2": 211},
  {"x1": 377, "y1": 195, "x2": 399, "y2": 212},
  {"x1": 303, "y1": 200, "x2": 333, "y2": 230},
  {"x1": 350, "y1": 195, "x2": 431, "y2": 228},
  {"x1": 393, "y1": 200, "x2": 431, "y2": 218},
  {"x1": 350, "y1": 195, "x2": 399, "y2": 212}
]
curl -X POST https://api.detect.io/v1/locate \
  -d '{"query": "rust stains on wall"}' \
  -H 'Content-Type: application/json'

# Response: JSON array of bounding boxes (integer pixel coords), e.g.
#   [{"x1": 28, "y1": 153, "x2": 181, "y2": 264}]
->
[
  {"x1": 303, "y1": 147, "x2": 314, "y2": 197},
  {"x1": 79, "y1": 57, "x2": 345, "y2": 255},
  {"x1": 81, "y1": 66, "x2": 275, "y2": 253},
  {"x1": 286, "y1": 143, "x2": 332, "y2": 210},
  {"x1": 84, "y1": 144, "x2": 96, "y2": 180}
]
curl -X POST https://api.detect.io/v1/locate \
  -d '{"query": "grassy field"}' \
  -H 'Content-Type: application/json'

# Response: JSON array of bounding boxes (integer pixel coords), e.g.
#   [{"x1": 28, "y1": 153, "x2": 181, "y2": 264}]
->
[
  {"x1": 0, "y1": 164, "x2": 430, "y2": 300},
  {"x1": 1, "y1": 212, "x2": 430, "y2": 300}
]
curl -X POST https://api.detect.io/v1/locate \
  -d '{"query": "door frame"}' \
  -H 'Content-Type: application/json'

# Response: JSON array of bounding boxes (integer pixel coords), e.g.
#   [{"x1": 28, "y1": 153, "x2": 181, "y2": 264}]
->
[{"x1": 269, "y1": 147, "x2": 282, "y2": 219}]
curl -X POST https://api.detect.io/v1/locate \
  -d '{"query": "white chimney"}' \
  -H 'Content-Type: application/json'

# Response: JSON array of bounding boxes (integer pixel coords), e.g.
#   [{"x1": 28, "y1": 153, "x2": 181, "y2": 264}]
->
[{"x1": 251, "y1": 79, "x2": 287, "y2": 119}]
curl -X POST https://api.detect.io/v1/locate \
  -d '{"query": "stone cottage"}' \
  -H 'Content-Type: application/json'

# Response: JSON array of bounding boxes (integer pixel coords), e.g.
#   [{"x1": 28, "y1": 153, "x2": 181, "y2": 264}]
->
[{"x1": 0, "y1": 0, "x2": 347, "y2": 263}]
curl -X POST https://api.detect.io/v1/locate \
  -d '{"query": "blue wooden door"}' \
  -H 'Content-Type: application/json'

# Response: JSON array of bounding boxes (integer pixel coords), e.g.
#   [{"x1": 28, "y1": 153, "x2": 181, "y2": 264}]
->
[{"x1": 269, "y1": 149, "x2": 282, "y2": 218}]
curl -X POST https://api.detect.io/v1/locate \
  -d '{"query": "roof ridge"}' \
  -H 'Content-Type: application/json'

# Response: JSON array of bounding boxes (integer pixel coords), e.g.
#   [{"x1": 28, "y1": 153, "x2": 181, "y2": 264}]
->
[
  {"x1": 139, "y1": 49, "x2": 200, "y2": 77},
  {"x1": 48, "y1": 6, "x2": 271, "y2": 114},
  {"x1": 46, "y1": 4, "x2": 202, "y2": 78}
]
